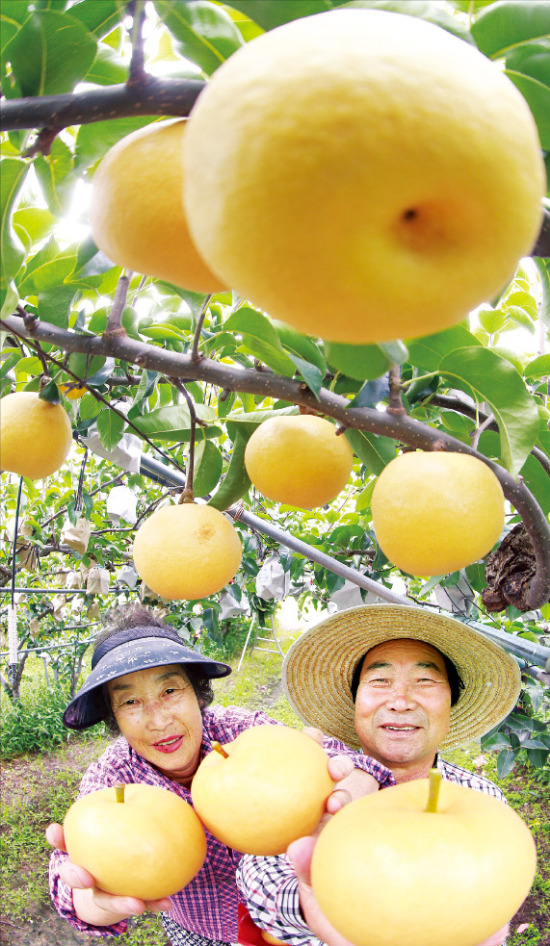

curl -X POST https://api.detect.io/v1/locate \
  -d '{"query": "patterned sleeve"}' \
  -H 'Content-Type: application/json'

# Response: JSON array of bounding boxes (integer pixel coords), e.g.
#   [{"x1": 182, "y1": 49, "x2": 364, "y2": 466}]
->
[
  {"x1": 237, "y1": 854, "x2": 321, "y2": 946},
  {"x1": 48, "y1": 744, "x2": 135, "y2": 936},
  {"x1": 320, "y1": 735, "x2": 395, "y2": 787}
]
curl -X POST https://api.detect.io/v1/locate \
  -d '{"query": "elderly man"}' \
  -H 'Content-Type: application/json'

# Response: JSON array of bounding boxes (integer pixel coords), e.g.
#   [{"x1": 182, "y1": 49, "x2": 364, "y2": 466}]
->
[{"x1": 237, "y1": 604, "x2": 523, "y2": 946}]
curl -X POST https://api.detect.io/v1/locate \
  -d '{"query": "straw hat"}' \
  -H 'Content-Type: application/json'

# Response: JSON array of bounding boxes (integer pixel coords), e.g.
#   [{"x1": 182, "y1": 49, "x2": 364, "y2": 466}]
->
[{"x1": 283, "y1": 604, "x2": 521, "y2": 751}]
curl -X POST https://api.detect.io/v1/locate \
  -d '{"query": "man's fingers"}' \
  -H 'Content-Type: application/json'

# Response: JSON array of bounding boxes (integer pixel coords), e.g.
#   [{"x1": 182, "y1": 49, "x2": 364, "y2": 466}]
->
[
  {"x1": 327, "y1": 755, "x2": 354, "y2": 782},
  {"x1": 287, "y1": 836, "x2": 317, "y2": 887},
  {"x1": 302, "y1": 726, "x2": 324, "y2": 746},
  {"x1": 325, "y1": 788, "x2": 352, "y2": 815}
]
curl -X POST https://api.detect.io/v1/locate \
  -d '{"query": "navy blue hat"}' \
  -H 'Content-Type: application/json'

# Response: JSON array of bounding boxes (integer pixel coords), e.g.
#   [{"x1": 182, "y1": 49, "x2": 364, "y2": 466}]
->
[{"x1": 63, "y1": 625, "x2": 232, "y2": 730}]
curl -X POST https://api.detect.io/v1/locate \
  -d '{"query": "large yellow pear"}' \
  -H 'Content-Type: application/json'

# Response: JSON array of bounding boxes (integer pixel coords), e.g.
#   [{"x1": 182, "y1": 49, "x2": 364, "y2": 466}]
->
[
  {"x1": 0, "y1": 392, "x2": 73, "y2": 479},
  {"x1": 191, "y1": 725, "x2": 334, "y2": 854},
  {"x1": 183, "y1": 9, "x2": 544, "y2": 344},
  {"x1": 89, "y1": 119, "x2": 225, "y2": 293},
  {"x1": 244, "y1": 414, "x2": 354, "y2": 508},
  {"x1": 311, "y1": 777, "x2": 537, "y2": 946},
  {"x1": 132, "y1": 502, "x2": 242, "y2": 600},
  {"x1": 371, "y1": 451, "x2": 505, "y2": 576},
  {"x1": 64, "y1": 783, "x2": 206, "y2": 900}
]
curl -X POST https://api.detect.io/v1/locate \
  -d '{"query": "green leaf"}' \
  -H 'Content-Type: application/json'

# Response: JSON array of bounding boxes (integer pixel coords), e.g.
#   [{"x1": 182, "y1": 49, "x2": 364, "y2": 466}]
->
[
  {"x1": 477, "y1": 306, "x2": 506, "y2": 335},
  {"x1": 287, "y1": 354, "x2": 324, "y2": 400},
  {"x1": 525, "y1": 748, "x2": 550, "y2": 767},
  {"x1": 39, "y1": 379, "x2": 61, "y2": 404},
  {"x1": 0, "y1": 158, "x2": 28, "y2": 286},
  {"x1": 506, "y1": 38, "x2": 550, "y2": 86},
  {"x1": 471, "y1": 1, "x2": 550, "y2": 59},
  {"x1": 222, "y1": 1, "x2": 349, "y2": 30},
  {"x1": 12, "y1": 206, "x2": 56, "y2": 245},
  {"x1": 355, "y1": 478, "x2": 376, "y2": 512},
  {"x1": 33, "y1": 137, "x2": 75, "y2": 215},
  {"x1": 83, "y1": 43, "x2": 128, "y2": 86},
  {"x1": 272, "y1": 320, "x2": 327, "y2": 374},
  {"x1": 496, "y1": 746, "x2": 520, "y2": 778},
  {"x1": 3, "y1": 9, "x2": 97, "y2": 96},
  {"x1": 344, "y1": 428, "x2": 396, "y2": 475},
  {"x1": 1, "y1": 2, "x2": 30, "y2": 62},
  {"x1": 505, "y1": 70, "x2": 550, "y2": 148},
  {"x1": 78, "y1": 393, "x2": 102, "y2": 422},
  {"x1": 344, "y1": 0, "x2": 474, "y2": 42},
  {"x1": 533, "y1": 259, "x2": 550, "y2": 330},
  {"x1": 68, "y1": 0, "x2": 121, "y2": 38},
  {"x1": 74, "y1": 117, "x2": 155, "y2": 171},
  {"x1": 153, "y1": 0, "x2": 244, "y2": 74},
  {"x1": 37, "y1": 285, "x2": 77, "y2": 328},
  {"x1": 225, "y1": 307, "x2": 296, "y2": 376},
  {"x1": 18, "y1": 237, "x2": 76, "y2": 294},
  {"x1": 406, "y1": 325, "x2": 481, "y2": 371},
  {"x1": 208, "y1": 430, "x2": 251, "y2": 510},
  {"x1": 96, "y1": 407, "x2": 125, "y2": 452},
  {"x1": 438, "y1": 347, "x2": 540, "y2": 476},
  {"x1": 325, "y1": 339, "x2": 407, "y2": 381},
  {"x1": 525, "y1": 353, "x2": 550, "y2": 381},
  {"x1": 192, "y1": 440, "x2": 223, "y2": 497},
  {"x1": 131, "y1": 404, "x2": 222, "y2": 442},
  {"x1": 0, "y1": 349, "x2": 21, "y2": 379}
]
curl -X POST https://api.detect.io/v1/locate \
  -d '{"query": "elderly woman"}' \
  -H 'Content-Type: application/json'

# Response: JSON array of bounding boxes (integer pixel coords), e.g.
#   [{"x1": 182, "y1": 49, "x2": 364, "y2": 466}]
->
[{"x1": 47, "y1": 606, "x2": 392, "y2": 946}]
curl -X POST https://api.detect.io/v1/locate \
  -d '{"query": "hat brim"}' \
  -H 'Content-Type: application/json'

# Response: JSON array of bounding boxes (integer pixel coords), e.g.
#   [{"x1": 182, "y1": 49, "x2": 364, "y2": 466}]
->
[
  {"x1": 63, "y1": 637, "x2": 231, "y2": 730},
  {"x1": 283, "y1": 604, "x2": 521, "y2": 751}
]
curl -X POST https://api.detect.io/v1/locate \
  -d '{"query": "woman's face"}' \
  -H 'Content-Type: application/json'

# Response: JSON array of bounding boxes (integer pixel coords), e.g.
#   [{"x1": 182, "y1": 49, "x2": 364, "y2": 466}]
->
[{"x1": 107, "y1": 664, "x2": 204, "y2": 786}]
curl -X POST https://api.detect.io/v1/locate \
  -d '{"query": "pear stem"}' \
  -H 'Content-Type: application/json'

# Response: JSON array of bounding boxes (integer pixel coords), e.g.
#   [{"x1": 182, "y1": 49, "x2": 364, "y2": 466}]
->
[
  {"x1": 426, "y1": 769, "x2": 442, "y2": 813},
  {"x1": 211, "y1": 741, "x2": 229, "y2": 758},
  {"x1": 115, "y1": 783, "x2": 125, "y2": 804}
]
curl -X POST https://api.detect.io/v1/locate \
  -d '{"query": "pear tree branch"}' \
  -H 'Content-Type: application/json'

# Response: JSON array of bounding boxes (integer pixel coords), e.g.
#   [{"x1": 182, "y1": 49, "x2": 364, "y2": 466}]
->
[{"x1": 2, "y1": 311, "x2": 549, "y2": 610}]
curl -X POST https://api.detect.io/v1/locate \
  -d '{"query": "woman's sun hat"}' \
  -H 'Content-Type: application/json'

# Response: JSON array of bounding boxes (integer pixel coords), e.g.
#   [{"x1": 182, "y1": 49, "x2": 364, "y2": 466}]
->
[
  {"x1": 63, "y1": 625, "x2": 231, "y2": 730},
  {"x1": 283, "y1": 604, "x2": 522, "y2": 751}
]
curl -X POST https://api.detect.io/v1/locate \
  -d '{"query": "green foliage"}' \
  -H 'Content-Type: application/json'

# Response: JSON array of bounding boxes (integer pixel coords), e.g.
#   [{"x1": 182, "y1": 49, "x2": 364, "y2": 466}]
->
[{"x1": 0, "y1": 681, "x2": 82, "y2": 757}]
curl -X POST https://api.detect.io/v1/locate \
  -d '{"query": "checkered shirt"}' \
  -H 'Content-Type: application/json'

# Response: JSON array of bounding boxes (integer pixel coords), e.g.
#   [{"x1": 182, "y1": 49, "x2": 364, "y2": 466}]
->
[
  {"x1": 237, "y1": 755, "x2": 507, "y2": 946},
  {"x1": 49, "y1": 706, "x2": 393, "y2": 943}
]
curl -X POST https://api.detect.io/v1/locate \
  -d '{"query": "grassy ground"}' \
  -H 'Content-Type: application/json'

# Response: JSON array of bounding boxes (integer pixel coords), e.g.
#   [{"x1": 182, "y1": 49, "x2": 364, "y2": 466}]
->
[{"x1": 1, "y1": 617, "x2": 549, "y2": 945}]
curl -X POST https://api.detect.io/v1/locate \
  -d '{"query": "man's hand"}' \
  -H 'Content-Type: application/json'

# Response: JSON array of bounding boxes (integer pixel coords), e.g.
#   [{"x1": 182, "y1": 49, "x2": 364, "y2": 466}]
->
[
  {"x1": 287, "y1": 835, "x2": 510, "y2": 946},
  {"x1": 46, "y1": 823, "x2": 171, "y2": 926},
  {"x1": 302, "y1": 727, "x2": 380, "y2": 817}
]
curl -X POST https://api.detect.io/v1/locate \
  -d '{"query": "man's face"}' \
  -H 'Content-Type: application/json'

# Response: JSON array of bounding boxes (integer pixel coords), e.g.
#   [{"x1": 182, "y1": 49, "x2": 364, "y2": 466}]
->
[{"x1": 354, "y1": 638, "x2": 452, "y2": 778}]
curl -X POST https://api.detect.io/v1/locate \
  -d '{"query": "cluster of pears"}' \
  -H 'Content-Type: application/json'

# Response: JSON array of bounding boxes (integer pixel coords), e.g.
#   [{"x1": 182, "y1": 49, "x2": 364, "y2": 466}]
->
[
  {"x1": 62, "y1": 730, "x2": 536, "y2": 946},
  {"x1": 88, "y1": 6, "x2": 537, "y2": 594}
]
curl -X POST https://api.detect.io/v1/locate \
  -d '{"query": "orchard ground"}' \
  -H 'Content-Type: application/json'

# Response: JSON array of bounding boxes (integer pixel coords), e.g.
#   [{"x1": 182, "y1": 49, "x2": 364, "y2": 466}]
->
[{"x1": 1, "y1": 610, "x2": 549, "y2": 946}]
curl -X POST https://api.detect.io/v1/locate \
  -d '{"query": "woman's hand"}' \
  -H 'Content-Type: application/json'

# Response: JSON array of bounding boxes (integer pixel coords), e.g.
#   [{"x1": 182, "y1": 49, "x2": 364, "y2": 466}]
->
[{"x1": 46, "y1": 823, "x2": 171, "y2": 926}]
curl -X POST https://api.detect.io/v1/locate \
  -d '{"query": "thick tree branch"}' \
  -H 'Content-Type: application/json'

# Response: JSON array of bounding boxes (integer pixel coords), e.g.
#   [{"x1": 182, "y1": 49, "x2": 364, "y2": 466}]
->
[
  {"x1": 0, "y1": 77, "x2": 204, "y2": 131},
  {"x1": 425, "y1": 393, "x2": 550, "y2": 478},
  {"x1": 3, "y1": 312, "x2": 550, "y2": 610}
]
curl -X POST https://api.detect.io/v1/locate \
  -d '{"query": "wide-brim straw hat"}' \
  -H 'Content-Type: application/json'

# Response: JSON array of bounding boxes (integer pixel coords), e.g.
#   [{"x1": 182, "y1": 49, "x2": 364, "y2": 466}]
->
[{"x1": 283, "y1": 604, "x2": 522, "y2": 751}]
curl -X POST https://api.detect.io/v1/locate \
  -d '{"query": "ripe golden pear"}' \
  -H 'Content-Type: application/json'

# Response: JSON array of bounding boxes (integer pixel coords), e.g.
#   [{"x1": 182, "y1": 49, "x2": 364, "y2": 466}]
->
[
  {"x1": 63, "y1": 783, "x2": 207, "y2": 900},
  {"x1": 89, "y1": 119, "x2": 225, "y2": 293},
  {"x1": 244, "y1": 414, "x2": 354, "y2": 509},
  {"x1": 0, "y1": 392, "x2": 73, "y2": 479},
  {"x1": 183, "y1": 9, "x2": 544, "y2": 343},
  {"x1": 371, "y1": 451, "x2": 505, "y2": 576},
  {"x1": 132, "y1": 501, "x2": 242, "y2": 600},
  {"x1": 311, "y1": 773, "x2": 537, "y2": 946},
  {"x1": 191, "y1": 725, "x2": 334, "y2": 854}
]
